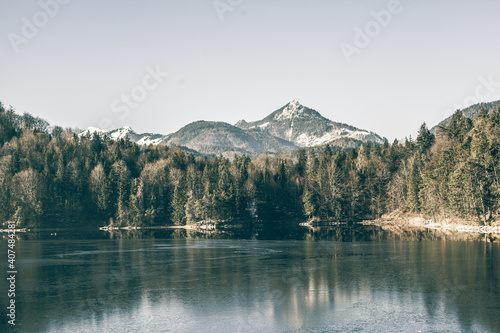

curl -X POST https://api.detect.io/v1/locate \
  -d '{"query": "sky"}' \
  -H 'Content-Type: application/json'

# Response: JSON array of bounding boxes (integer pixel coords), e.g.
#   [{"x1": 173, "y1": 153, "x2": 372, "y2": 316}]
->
[{"x1": 1, "y1": 0, "x2": 500, "y2": 141}]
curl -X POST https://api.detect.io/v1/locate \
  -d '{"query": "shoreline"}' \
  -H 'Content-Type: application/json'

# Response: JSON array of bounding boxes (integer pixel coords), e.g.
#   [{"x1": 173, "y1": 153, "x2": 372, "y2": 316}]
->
[
  {"x1": 363, "y1": 213, "x2": 500, "y2": 233},
  {"x1": 361, "y1": 214, "x2": 500, "y2": 242},
  {"x1": 362, "y1": 219, "x2": 500, "y2": 234}
]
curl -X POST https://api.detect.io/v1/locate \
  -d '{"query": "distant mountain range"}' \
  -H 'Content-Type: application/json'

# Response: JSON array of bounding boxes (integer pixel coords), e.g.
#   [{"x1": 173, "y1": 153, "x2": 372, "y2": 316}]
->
[
  {"x1": 79, "y1": 100, "x2": 385, "y2": 156},
  {"x1": 79, "y1": 126, "x2": 165, "y2": 146}
]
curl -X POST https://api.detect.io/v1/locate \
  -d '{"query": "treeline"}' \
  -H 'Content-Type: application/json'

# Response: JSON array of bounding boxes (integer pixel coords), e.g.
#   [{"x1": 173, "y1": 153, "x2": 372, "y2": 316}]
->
[{"x1": 1, "y1": 101, "x2": 500, "y2": 228}]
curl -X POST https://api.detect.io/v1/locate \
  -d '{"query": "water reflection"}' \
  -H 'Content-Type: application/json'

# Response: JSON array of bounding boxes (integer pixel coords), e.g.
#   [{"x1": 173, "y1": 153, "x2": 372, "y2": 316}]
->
[
  {"x1": 1, "y1": 238, "x2": 499, "y2": 332},
  {"x1": 8, "y1": 222, "x2": 495, "y2": 242}
]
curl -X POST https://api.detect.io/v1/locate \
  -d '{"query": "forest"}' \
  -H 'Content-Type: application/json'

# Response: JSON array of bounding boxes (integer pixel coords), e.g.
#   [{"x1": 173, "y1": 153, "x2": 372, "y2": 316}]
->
[{"x1": 1, "y1": 101, "x2": 500, "y2": 229}]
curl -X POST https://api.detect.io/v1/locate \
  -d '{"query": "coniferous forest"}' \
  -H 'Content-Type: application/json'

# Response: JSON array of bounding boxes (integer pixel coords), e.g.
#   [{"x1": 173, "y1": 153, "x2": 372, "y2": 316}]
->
[{"x1": 2, "y1": 101, "x2": 500, "y2": 229}]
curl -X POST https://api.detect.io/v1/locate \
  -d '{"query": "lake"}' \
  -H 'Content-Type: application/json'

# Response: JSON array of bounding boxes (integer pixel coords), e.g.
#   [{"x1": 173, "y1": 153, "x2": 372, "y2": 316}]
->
[{"x1": 1, "y1": 226, "x2": 499, "y2": 332}]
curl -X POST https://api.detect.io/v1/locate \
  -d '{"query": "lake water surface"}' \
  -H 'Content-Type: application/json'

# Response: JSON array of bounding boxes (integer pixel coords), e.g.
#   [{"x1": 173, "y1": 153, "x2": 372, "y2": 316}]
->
[{"x1": 1, "y1": 228, "x2": 499, "y2": 332}]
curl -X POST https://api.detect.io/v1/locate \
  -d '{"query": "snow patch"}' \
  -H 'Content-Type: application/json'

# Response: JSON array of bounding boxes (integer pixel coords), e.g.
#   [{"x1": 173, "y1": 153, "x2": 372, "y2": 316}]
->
[
  {"x1": 137, "y1": 136, "x2": 163, "y2": 145},
  {"x1": 296, "y1": 129, "x2": 380, "y2": 147},
  {"x1": 78, "y1": 126, "x2": 167, "y2": 146},
  {"x1": 258, "y1": 122, "x2": 269, "y2": 130},
  {"x1": 110, "y1": 127, "x2": 134, "y2": 140},
  {"x1": 78, "y1": 126, "x2": 106, "y2": 137},
  {"x1": 275, "y1": 100, "x2": 305, "y2": 120}
]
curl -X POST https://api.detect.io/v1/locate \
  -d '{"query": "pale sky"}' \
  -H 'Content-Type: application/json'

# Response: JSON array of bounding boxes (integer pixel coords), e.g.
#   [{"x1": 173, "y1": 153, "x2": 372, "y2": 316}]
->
[{"x1": 1, "y1": 0, "x2": 500, "y2": 141}]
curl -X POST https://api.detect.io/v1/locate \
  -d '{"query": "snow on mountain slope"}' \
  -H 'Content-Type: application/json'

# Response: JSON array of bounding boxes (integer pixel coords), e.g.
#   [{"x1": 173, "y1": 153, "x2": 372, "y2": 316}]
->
[
  {"x1": 109, "y1": 126, "x2": 134, "y2": 140},
  {"x1": 235, "y1": 100, "x2": 385, "y2": 147},
  {"x1": 79, "y1": 100, "x2": 385, "y2": 154},
  {"x1": 136, "y1": 136, "x2": 164, "y2": 145},
  {"x1": 78, "y1": 126, "x2": 106, "y2": 137},
  {"x1": 79, "y1": 126, "x2": 167, "y2": 146}
]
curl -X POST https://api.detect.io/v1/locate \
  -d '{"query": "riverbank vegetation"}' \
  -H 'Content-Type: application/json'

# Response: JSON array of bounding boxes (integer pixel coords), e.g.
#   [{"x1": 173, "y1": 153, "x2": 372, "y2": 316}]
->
[{"x1": 2, "y1": 101, "x2": 500, "y2": 229}]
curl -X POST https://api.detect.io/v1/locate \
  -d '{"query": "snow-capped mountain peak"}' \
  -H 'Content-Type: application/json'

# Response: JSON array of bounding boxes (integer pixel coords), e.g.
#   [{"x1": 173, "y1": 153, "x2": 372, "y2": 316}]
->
[
  {"x1": 236, "y1": 100, "x2": 385, "y2": 147},
  {"x1": 79, "y1": 126, "x2": 167, "y2": 146},
  {"x1": 275, "y1": 100, "x2": 305, "y2": 120},
  {"x1": 79, "y1": 101, "x2": 385, "y2": 154},
  {"x1": 78, "y1": 126, "x2": 106, "y2": 137},
  {"x1": 109, "y1": 126, "x2": 135, "y2": 140}
]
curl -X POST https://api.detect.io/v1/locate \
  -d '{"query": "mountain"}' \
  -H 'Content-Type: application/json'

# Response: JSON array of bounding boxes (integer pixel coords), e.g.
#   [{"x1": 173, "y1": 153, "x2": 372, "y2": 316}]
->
[
  {"x1": 235, "y1": 100, "x2": 385, "y2": 147},
  {"x1": 79, "y1": 100, "x2": 385, "y2": 156},
  {"x1": 78, "y1": 126, "x2": 167, "y2": 145},
  {"x1": 78, "y1": 126, "x2": 106, "y2": 137},
  {"x1": 432, "y1": 100, "x2": 500, "y2": 133},
  {"x1": 163, "y1": 121, "x2": 297, "y2": 156},
  {"x1": 78, "y1": 122, "x2": 297, "y2": 157}
]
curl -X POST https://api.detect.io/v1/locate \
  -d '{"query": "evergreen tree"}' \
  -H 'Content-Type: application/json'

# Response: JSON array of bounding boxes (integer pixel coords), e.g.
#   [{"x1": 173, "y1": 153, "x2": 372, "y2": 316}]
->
[
  {"x1": 416, "y1": 123, "x2": 435, "y2": 153},
  {"x1": 408, "y1": 158, "x2": 421, "y2": 213}
]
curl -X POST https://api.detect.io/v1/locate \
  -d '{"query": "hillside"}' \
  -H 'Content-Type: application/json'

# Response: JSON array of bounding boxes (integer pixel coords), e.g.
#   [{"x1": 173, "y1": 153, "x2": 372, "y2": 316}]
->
[{"x1": 432, "y1": 100, "x2": 500, "y2": 133}]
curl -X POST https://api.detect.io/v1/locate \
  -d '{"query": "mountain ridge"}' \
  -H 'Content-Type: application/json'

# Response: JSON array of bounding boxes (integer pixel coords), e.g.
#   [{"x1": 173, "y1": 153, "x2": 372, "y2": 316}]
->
[
  {"x1": 235, "y1": 100, "x2": 385, "y2": 147},
  {"x1": 432, "y1": 100, "x2": 500, "y2": 133},
  {"x1": 79, "y1": 100, "x2": 386, "y2": 156}
]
